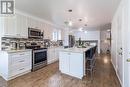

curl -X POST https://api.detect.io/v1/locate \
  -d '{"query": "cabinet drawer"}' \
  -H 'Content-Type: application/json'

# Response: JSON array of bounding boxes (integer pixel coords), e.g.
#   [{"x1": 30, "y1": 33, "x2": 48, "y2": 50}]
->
[
  {"x1": 10, "y1": 51, "x2": 31, "y2": 57},
  {"x1": 11, "y1": 55, "x2": 31, "y2": 66},
  {"x1": 10, "y1": 64, "x2": 31, "y2": 77}
]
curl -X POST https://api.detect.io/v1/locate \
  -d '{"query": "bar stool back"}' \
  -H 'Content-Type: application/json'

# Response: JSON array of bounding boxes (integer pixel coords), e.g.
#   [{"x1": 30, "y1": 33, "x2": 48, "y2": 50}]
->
[{"x1": 86, "y1": 46, "x2": 97, "y2": 81}]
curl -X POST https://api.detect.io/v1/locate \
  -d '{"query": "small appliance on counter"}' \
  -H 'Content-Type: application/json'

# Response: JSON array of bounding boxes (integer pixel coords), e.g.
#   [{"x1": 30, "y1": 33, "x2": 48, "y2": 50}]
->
[
  {"x1": 57, "y1": 40, "x2": 63, "y2": 46},
  {"x1": 43, "y1": 39, "x2": 50, "y2": 48},
  {"x1": 25, "y1": 42, "x2": 47, "y2": 71}
]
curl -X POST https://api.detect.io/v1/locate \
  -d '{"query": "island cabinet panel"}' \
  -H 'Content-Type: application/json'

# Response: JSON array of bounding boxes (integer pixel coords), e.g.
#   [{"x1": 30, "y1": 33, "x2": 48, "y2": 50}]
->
[
  {"x1": 69, "y1": 53, "x2": 83, "y2": 78},
  {"x1": 59, "y1": 52, "x2": 70, "y2": 74},
  {"x1": 59, "y1": 51, "x2": 84, "y2": 79}
]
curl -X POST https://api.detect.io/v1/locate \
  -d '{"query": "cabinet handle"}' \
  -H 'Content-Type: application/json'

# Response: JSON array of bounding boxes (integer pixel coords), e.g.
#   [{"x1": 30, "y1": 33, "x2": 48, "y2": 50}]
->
[
  {"x1": 19, "y1": 68, "x2": 24, "y2": 70},
  {"x1": 19, "y1": 60, "x2": 25, "y2": 62},
  {"x1": 20, "y1": 53, "x2": 24, "y2": 55}
]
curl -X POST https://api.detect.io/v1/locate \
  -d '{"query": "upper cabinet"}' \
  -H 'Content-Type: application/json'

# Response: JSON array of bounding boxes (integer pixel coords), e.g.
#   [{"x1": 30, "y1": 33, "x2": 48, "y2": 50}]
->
[
  {"x1": 16, "y1": 13, "x2": 28, "y2": 38},
  {"x1": 0, "y1": 12, "x2": 64, "y2": 40},
  {"x1": 0, "y1": 17, "x2": 17, "y2": 37},
  {"x1": 0, "y1": 14, "x2": 28, "y2": 38}
]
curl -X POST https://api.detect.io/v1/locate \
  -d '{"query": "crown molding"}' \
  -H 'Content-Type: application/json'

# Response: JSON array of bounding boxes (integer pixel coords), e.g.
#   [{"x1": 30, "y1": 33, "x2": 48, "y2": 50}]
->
[{"x1": 15, "y1": 9, "x2": 65, "y2": 29}]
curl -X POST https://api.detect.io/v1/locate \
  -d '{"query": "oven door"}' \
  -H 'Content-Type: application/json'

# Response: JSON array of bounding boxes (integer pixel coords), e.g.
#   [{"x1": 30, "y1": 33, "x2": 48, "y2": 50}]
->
[{"x1": 33, "y1": 49, "x2": 47, "y2": 65}]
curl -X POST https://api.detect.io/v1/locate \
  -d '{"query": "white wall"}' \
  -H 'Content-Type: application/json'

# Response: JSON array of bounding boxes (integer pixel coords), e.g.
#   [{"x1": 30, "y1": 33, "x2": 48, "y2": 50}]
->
[
  {"x1": 73, "y1": 30, "x2": 100, "y2": 53},
  {"x1": 111, "y1": 0, "x2": 130, "y2": 87}
]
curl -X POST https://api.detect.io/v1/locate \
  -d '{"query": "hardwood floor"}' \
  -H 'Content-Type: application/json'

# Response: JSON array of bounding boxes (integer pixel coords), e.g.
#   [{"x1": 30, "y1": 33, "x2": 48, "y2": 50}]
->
[{"x1": 0, "y1": 54, "x2": 121, "y2": 87}]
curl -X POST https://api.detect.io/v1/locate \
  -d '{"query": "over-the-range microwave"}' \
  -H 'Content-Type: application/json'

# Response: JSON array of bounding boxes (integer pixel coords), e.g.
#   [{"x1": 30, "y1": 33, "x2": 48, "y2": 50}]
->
[{"x1": 28, "y1": 28, "x2": 43, "y2": 39}]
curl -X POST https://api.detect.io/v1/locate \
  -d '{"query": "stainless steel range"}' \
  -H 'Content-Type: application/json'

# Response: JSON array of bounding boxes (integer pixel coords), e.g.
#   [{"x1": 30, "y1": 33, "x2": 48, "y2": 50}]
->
[{"x1": 26, "y1": 45, "x2": 47, "y2": 71}]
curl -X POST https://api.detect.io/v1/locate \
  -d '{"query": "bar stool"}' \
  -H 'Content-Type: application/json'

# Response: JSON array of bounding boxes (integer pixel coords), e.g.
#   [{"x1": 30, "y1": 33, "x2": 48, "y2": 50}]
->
[{"x1": 86, "y1": 46, "x2": 97, "y2": 81}]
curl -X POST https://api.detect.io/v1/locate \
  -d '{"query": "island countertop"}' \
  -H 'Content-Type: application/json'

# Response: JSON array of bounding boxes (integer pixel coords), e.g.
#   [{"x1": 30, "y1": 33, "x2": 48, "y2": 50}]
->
[{"x1": 59, "y1": 46, "x2": 94, "y2": 53}]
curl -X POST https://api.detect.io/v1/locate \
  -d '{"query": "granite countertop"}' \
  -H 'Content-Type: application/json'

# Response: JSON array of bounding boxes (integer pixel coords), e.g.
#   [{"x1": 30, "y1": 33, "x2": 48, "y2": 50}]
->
[
  {"x1": 48, "y1": 46, "x2": 64, "y2": 49},
  {"x1": 59, "y1": 46, "x2": 94, "y2": 53},
  {"x1": 0, "y1": 49, "x2": 32, "y2": 53}
]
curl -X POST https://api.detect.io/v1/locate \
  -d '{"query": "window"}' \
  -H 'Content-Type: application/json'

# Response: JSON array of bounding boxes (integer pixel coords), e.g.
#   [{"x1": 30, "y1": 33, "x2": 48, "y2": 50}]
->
[
  {"x1": 52, "y1": 30, "x2": 61, "y2": 41},
  {"x1": 58, "y1": 30, "x2": 61, "y2": 40},
  {"x1": 52, "y1": 31, "x2": 58, "y2": 41}
]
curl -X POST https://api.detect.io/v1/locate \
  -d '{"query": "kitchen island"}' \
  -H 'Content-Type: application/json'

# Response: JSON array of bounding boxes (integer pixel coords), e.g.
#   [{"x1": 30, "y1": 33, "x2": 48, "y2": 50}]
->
[{"x1": 59, "y1": 46, "x2": 94, "y2": 79}]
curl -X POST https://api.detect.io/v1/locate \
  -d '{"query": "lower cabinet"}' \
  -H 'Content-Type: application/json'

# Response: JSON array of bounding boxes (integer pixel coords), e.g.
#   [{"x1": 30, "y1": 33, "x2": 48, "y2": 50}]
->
[
  {"x1": 69, "y1": 53, "x2": 83, "y2": 78},
  {"x1": 47, "y1": 47, "x2": 62, "y2": 64},
  {"x1": 47, "y1": 48, "x2": 55, "y2": 64},
  {"x1": 59, "y1": 52, "x2": 70, "y2": 74},
  {"x1": 0, "y1": 51, "x2": 32, "y2": 81},
  {"x1": 59, "y1": 51, "x2": 84, "y2": 79}
]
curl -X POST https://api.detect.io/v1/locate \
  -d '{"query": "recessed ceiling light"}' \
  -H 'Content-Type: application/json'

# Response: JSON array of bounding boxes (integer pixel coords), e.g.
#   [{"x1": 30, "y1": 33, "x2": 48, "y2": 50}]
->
[
  {"x1": 79, "y1": 19, "x2": 82, "y2": 21},
  {"x1": 68, "y1": 9, "x2": 72, "y2": 12},
  {"x1": 84, "y1": 24, "x2": 87, "y2": 26}
]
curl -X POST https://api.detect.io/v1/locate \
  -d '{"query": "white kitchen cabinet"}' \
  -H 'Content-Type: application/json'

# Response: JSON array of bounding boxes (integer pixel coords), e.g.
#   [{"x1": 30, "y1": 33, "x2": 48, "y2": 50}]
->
[
  {"x1": 0, "y1": 17, "x2": 17, "y2": 37},
  {"x1": 69, "y1": 53, "x2": 83, "y2": 78},
  {"x1": 47, "y1": 48, "x2": 55, "y2": 64},
  {"x1": 54, "y1": 47, "x2": 60, "y2": 60},
  {"x1": 59, "y1": 51, "x2": 84, "y2": 79},
  {"x1": 0, "y1": 14, "x2": 28, "y2": 38},
  {"x1": 47, "y1": 47, "x2": 61, "y2": 64},
  {"x1": 59, "y1": 52, "x2": 69, "y2": 74},
  {"x1": 0, "y1": 50, "x2": 32, "y2": 81},
  {"x1": 16, "y1": 14, "x2": 28, "y2": 38}
]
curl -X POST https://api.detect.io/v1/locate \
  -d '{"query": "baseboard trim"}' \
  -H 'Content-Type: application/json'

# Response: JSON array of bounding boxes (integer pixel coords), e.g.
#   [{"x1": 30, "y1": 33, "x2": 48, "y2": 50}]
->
[{"x1": 111, "y1": 59, "x2": 123, "y2": 87}]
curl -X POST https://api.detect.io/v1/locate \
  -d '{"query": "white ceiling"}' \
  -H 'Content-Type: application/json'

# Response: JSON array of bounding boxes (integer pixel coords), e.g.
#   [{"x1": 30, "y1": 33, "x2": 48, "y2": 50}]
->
[{"x1": 15, "y1": 0, "x2": 121, "y2": 29}]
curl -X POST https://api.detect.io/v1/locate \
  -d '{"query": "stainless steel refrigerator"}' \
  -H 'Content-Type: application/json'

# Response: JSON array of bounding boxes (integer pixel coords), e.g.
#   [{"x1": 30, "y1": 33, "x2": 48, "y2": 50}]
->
[{"x1": 69, "y1": 35, "x2": 75, "y2": 47}]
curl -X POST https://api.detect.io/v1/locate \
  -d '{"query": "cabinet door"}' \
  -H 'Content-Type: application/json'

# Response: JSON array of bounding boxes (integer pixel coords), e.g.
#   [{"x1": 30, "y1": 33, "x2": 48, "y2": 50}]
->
[
  {"x1": 47, "y1": 48, "x2": 55, "y2": 64},
  {"x1": 69, "y1": 53, "x2": 83, "y2": 78},
  {"x1": 59, "y1": 52, "x2": 69, "y2": 74},
  {"x1": 3, "y1": 17, "x2": 17, "y2": 37},
  {"x1": 55, "y1": 48, "x2": 59, "y2": 60},
  {"x1": 16, "y1": 14, "x2": 28, "y2": 38}
]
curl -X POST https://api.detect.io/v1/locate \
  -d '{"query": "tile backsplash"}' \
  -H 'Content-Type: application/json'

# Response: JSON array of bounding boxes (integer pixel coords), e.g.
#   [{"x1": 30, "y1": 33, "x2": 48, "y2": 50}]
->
[{"x1": 1, "y1": 37, "x2": 63, "y2": 50}]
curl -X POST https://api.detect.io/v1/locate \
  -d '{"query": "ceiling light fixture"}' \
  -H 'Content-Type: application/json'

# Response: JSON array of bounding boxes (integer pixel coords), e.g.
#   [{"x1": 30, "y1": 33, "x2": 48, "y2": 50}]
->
[
  {"x1": 64, "y1": 21, "x2": 72, "y2": 26},
  {"x1": 84, "y1": 24, "x2": 87, "y2": 26},
  {"x1": 79, "y1": 19, "x2": 82, "y2": 21},
  {"x1": 68, "y1": 21, "x2": 72, "y2": 26},
  {"x1": 68, "y1": 9, "x2": 72, "y2": 12},
  {"x1": 79, "y1": 27, "x2": 83, "y2": 31}
]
